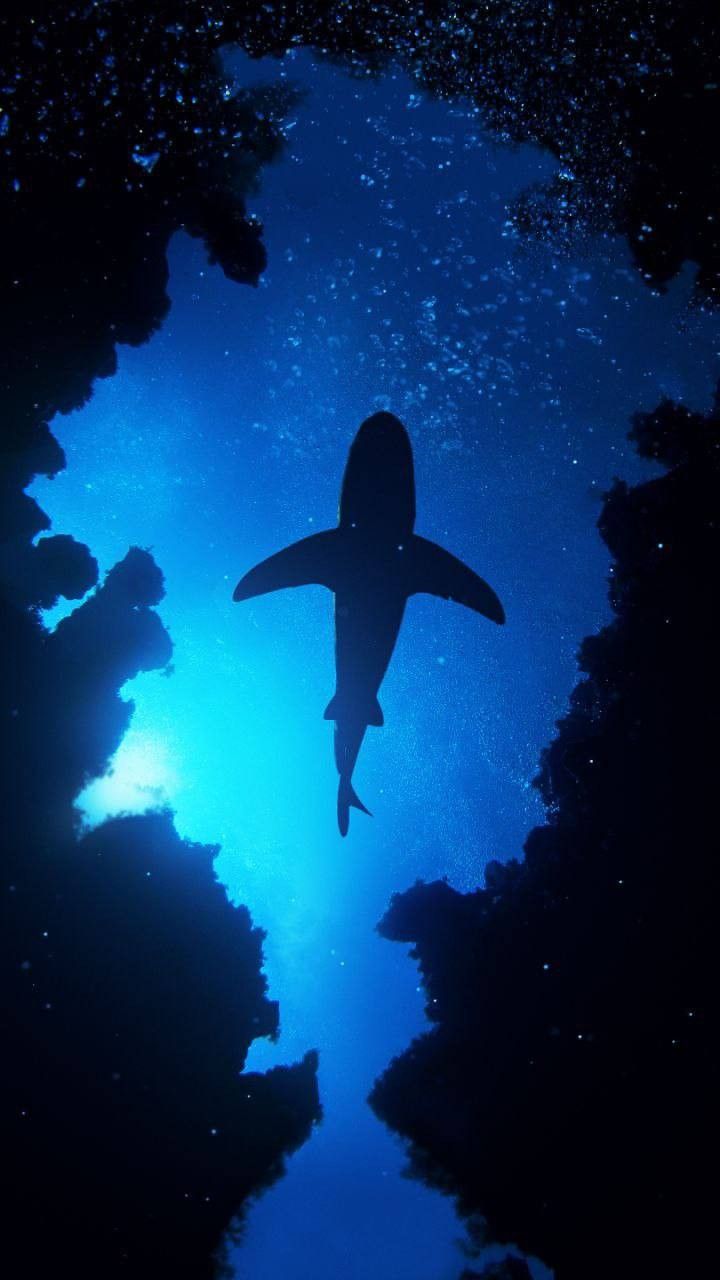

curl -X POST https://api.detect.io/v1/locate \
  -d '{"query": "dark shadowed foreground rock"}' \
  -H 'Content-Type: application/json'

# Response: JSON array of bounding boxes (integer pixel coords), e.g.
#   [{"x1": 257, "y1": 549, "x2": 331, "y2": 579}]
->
[
  {"x1": 0, "y1": 8, "x2": 318, "y2": 1275},
  {"x1": 2, "y1": 810, "x2": 319, "y2": 1278},
  {"x1": 371, "y1": 393, "x2": 719, "y2": 1279},
  {"x1": 1, "y1": 542, "x2": 320, "y2": 1278},
  {"x1": 245, "y1": 0, "x2": 720, "y2": 303},
  {"x1": 3, "y1": 2, "x2": 720, "y2": 364},
  {"x1": 462, "y1": 1260, "x2": 532, "y2": 1280}
]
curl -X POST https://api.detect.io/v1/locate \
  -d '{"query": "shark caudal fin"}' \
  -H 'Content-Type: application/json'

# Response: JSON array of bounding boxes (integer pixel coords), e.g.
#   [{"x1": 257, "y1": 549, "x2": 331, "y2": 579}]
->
[{"x1": 337, "y1": 778, "x2": 372, "y2": 837}]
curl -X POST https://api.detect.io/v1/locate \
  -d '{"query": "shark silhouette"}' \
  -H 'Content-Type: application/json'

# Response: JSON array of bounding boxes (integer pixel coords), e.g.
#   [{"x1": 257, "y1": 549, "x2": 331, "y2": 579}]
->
[{"x1": 233, "y1": 412, "x2": 505, "y2": 835}]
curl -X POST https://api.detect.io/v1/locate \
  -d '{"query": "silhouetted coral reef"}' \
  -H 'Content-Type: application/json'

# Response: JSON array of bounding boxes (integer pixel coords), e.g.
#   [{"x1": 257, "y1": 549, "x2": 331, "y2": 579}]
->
[
  {"x1": 371, "y1": 391, "x2": 720, "y2": 1277},
  {"x1": 250, "y1": 0, "x2": 720, "y2": 301},
  {"x1": 1, "y1": 7, "x2": 318, "y2": 1276},
  {"x1": 3, "y1": 2, "x2": 720, "y2": 347},
  {"x1": 1, "y1": 533, "x2": 320, "y2": 1278},
  {"x1": 463, "y1": 1261, "x2": 532, "y2": 1280},
  {"x1": 1, "y1": 525, "x2": 320, "y2": 1280},
  {"x1": 1, "y1": 3, "x2": 300, "y2": 448},
  {"x1": 3, "y1": 803, "x2": 319, "y2": 1277}
]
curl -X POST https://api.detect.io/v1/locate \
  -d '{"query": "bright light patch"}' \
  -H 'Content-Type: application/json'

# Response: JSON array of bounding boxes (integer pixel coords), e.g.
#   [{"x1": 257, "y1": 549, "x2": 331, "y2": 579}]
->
[{"x1": 78, "y1": 730, "x2": 180, "y2": 828}]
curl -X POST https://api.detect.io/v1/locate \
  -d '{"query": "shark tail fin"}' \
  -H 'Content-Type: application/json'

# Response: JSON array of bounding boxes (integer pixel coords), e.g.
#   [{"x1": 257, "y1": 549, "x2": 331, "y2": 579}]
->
[
  {"x1": 324, "y1": 694, "x2": 384, "y2": 726},
  {"x1": 337, "y1": 778, "x2": 372, "y2": 837}
]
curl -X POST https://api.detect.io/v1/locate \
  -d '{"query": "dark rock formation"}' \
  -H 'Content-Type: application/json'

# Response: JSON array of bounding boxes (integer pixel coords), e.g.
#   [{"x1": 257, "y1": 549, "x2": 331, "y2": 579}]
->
[
  {"x1": 0, "y1": 536, "x2": 320, "y2": 1277},
  {"x1": 1, "y1": 7, "x2": 318, "y2": 1276},
  {"x1": 371, "y1": 392, "x2": 720, "y2": 1277},
  {"x1": 462, "y1": 1260, "x2": 533, "y2": 1280},
  {"x1": 244, "y1": 1, "x2": 720, "y2": 302}
]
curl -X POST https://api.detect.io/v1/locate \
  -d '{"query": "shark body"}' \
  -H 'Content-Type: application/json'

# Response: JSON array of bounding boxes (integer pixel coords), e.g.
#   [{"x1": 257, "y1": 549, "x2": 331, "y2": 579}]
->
[{"x1": 233, "y1": 412, "x2": 505, "y2": 834}]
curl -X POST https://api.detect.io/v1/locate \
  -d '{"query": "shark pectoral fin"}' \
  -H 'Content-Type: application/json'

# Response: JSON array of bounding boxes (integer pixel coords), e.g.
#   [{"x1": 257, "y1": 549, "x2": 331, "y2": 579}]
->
[
  {"x1": 408, "y1": 534, "x2": 506, "y2": 625},
  {"x1": 233, "y1": 529, "x2": 340, "y2": 602}
]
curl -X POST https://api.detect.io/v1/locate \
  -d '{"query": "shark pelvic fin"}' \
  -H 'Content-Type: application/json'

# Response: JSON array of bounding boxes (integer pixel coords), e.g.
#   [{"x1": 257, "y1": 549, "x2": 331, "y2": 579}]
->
[
  {"x1": 324, "y1": 694, "x2": 384, "y2": 726},
  {"x1": 367, "y1": 697, "x2": 384, "y2": 727},
  {"x1": 337, "y1": 779, "x2": 372, "y2": 837},
  {"x1": 324, "y1": 694, "x2": 340, "y2": 721}
]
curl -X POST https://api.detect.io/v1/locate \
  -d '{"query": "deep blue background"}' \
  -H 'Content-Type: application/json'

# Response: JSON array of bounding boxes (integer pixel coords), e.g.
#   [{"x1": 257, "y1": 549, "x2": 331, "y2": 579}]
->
[{"x1": 32, "y1": 51, "x2": 719, "y2": 1279}]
